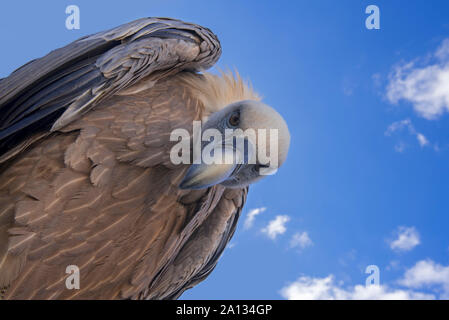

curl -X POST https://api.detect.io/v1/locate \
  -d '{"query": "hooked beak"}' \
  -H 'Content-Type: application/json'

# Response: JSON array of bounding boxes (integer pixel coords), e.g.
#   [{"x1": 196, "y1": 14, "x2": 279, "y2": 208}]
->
[
  {"x1": 179, "y1": 145, "x2": 238, "y2": 190},
  {"x1": 179, "y1": 137, "x2": 253, "y2": 190}
]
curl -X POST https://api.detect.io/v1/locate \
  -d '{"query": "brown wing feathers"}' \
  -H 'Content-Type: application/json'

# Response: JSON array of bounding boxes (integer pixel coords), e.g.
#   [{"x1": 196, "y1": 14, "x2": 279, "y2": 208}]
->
[
  {"x1": 0, "y1": 18, "x2": 246, "y2": 300},
  {"x1": 0, "y1": 17, "x2": 221, "y2": 159}
]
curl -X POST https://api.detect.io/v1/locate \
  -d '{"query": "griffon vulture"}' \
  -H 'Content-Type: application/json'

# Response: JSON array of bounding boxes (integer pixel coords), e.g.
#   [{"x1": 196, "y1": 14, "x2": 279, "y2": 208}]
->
[{"x1": 0, "y1": 17, "x2": 290, "y2": 299}]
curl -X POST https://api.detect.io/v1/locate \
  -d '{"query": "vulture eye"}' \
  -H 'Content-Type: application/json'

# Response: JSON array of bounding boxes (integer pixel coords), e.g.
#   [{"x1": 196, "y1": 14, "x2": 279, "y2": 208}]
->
[{"x1": 228, "y1": 112, "x2": 240, "y2": 127}]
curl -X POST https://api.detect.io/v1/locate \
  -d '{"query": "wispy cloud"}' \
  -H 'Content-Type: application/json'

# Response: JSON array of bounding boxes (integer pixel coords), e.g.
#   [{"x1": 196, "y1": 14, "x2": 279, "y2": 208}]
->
[
  {"x1": 389, "y1": 226, "x2": 420, "y2": 252},
  {"x1": 226, "y1": 242, "x2": 237, "y2": 249},
  {"x1": 416, "y1": 133, "x2": 430, "y2": 147},
  {"x1": 372, "y1": 73, "x2": 382, "y2": 88},
  {"x1": 386, "y1": 260, "x2": 401, "y2": 271},
  {"x1": 386, "y1": 38, "x2": 449, "y2": 119},
  {"x1": 338, "y1": 249, "x2": 357, "y2": 267},
  {"x1": 262, "y1": 215, "x2": 290, "y2": 240},
  {"x1": 289, "y1": 232, "x2": 313, "y2": 250},
  {"x1": 280, "y1": 275, "x2": 434, "y2": 300},
  {"x1": 342, "y1": 77, "x2": 357, "y2": 96},
  {"x1": 385, "y1": 118, "x2": 414, "y2": 136},
  {"x1": 244, "y1": 207, "x2": 266, "y2": 230},
  {"x1": 394, "y1": 141, "x2": 407, "y2": 153},
  {"x1": 385, "y1": 118, "x2": 431, "y2": 151}
]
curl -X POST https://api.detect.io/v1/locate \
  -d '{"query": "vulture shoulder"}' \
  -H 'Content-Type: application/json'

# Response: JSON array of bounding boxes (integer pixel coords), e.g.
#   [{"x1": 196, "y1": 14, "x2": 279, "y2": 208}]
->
[
  {"x1": 0, "y1": 18, "x2": 253, "y2": 299},
  {"x1": 0, "y1": 17, "x2": 221, "y2": 161}
]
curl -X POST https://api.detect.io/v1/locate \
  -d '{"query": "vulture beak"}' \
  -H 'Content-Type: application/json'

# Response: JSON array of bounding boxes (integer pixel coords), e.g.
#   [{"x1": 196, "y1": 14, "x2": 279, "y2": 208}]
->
[{"x1": 179, "y1": 138, "x2": 250, "y2": 190}]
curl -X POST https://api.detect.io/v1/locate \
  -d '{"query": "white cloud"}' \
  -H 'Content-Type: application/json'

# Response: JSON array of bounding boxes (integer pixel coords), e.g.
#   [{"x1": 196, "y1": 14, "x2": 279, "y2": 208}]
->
[
  {"x1": 290, "y1": 232, "x2": 313, "y2": 250},
  {"x1": 244, "y1": 207, "x2": 266, "y2": 229},
  {"x1": 280, "y1": 258, "x2": 449, "y2": 300},
  {"x1": 399, "y1": 260, "x2": 449, "y2": 298},
  {"x1": 385, "y1": 119, "x2": 430, "y2": 150},
  {"x1": 436, "y1": 39, "x2": 449, "y2": 60},
  {"x1": 386, "y1": 38, "x2": 449, "y2": 119},
  {"x1": 385, "y1": 119, "x2": 414, "y2": 136},
  {"x1": 389, "y1": 226, "x2": 421, "y2": 252},
  {"x1": 262, "y1": 215, "x2": 290, "y2": 240},
  {"x1": 416, "y1": 133, "x2": 430, "y2": 147},
  {"x1": 280, "y1": 275, "x2": 434, "y2": 300}
]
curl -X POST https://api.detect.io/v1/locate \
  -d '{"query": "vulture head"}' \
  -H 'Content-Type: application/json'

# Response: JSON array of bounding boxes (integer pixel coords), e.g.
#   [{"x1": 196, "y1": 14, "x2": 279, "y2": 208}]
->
[{"x1": 180, "y1": 99, "x2": 290, "y2": 189}]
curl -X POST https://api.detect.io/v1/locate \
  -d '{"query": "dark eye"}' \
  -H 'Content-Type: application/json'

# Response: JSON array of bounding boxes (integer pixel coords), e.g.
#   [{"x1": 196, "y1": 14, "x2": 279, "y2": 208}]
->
[{"x1": 228, "y1": 112, "x2": 240, "y2": 127}]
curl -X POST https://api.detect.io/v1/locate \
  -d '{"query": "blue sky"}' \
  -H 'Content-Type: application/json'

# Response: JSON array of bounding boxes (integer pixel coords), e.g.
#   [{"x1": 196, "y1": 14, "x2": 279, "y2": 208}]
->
[{"x1": 1, "y1": 0, "x2": 449, "y2": 299}]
